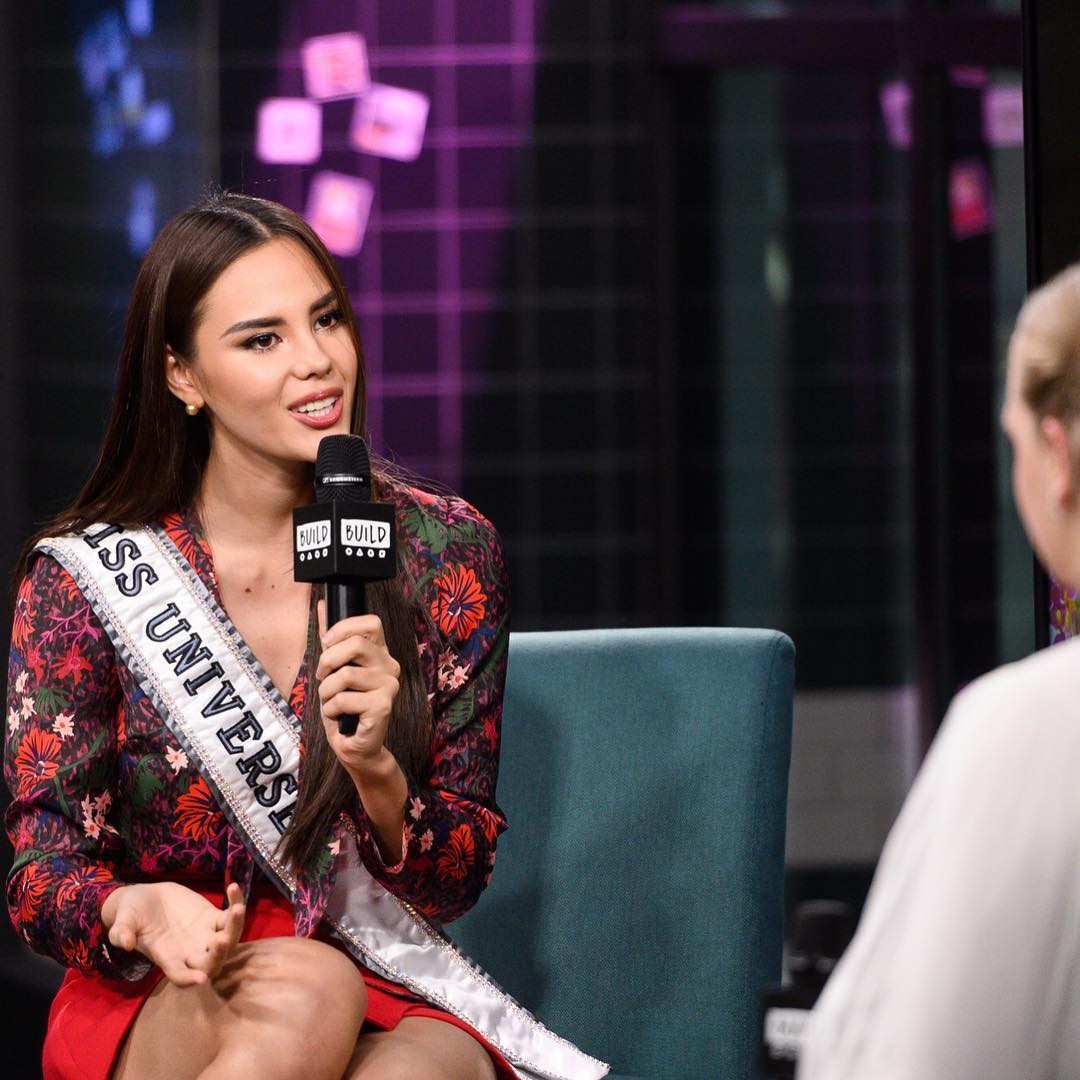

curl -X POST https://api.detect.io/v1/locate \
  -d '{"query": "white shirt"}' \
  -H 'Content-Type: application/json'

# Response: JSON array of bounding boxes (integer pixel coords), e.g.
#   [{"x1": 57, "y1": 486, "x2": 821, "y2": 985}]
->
[{"x1": 799, "y1": 636, "x2": 1080, "y2": 1080}]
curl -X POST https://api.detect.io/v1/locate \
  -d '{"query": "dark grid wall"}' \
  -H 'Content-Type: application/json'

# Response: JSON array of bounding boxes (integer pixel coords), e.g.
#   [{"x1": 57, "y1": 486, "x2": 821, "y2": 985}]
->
[
  {"x1": 220, "y1": 0, "x2": 656, "y2": 630},
  {"x1": 669, "y1": 67, "x2": 914, "y2": 687},
  {"x1": 782, "y1": 70, "x2": 912, "y2": 687}
]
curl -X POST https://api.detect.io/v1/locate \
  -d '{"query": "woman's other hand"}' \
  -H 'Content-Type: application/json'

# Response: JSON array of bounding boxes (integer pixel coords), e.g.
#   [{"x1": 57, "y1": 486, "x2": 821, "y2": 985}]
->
[
  {"x1": 316, "y1": 602, "x2": 402, "y2": 777},
  {"x1": 100, "y1": 881, "x2": 246, "y2": 986}
]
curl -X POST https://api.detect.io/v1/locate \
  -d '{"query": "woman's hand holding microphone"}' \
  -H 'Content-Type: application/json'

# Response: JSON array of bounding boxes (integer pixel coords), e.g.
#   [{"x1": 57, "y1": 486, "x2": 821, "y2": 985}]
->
[{"x1": 316, "y1": 603, "x2": 408, "y2": 864}]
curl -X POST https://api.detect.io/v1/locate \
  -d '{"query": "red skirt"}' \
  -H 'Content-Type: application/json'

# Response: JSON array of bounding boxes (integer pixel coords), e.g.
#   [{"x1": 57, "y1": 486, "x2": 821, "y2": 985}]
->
[{"x1": 42, "y1": 881, "x2": 517, "y2": 1080}]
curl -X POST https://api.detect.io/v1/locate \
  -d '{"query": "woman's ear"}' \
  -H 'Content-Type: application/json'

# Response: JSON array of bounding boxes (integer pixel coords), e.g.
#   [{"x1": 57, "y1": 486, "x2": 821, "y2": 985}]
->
[
  {"x1": 1039, "y1": 414, "x2": 1078, "y2": 507},
  {"x1": 164, "y1": 348, "x2": 202, "y2": 410}
]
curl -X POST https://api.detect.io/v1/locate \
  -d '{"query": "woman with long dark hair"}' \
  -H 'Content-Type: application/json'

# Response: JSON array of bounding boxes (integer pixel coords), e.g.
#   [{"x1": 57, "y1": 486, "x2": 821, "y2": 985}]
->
[{"x1": 4, "y1": 192, "x2": 606, "y2": 1080}]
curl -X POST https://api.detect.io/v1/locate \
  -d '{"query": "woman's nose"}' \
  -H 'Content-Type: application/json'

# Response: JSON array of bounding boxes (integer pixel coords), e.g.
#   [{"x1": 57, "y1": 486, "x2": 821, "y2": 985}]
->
[{"x1": 293, "y1": 333, "x2": 334, "y2": 375}]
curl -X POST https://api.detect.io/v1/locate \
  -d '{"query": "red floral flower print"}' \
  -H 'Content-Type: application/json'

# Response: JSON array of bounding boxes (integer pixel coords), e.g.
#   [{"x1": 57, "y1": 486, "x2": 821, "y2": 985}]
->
[
  {"x1": 174, "y1": 776, "x2": 224, "y2": 842},
  {"x1": 56, "y1": 865, "x2": 115, "y2": 908},
  {"x1": 13, "y1": 819, "x2": 35, "y2": 852},
  {"x1": 163, "y1": 512, "x2": 212, "y2": 568},
  {"x1": 439, "y1": 791, "x2": 502, "y2": 844},
  {"x1": 114, "y1": 701, "x2": 126, "y2": 748},
  {"x1": 11, "y1": 575, "x2": 37, "y2": 650},
  {"x1": 471, "y1": 805, "x2": 502, "y2": 845},
  {"x1": 24, "y1": 643, "x2": 46, "y2": 680},
  {"x1": 61, "y1": 938, "x2": 91, "y2": 970},
  {"x1": 429, "y1": 565, "x2": 487, "y2": 640},
  {"x1": 289, "y1": 677, "x2": 306, "y2": 720},
  {"x1": 17, "y1": 862, "x2": 48, "y2": 923},
  {"x1": 56, "y1": 571, "x2": 85, "y2": 604},
  {"x1": 436, "y1": 824, "x2": 476, "y2": 882},
  {"x1": 14, "y1": 728, "x2": 62, "y2": 795},
  {"x1": 52, "y1": 645, "x2": 93, "y2": 686}
]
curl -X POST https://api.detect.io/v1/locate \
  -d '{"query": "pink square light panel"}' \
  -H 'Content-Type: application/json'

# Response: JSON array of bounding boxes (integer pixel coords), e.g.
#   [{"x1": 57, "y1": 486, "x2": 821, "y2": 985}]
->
[
  {"x1": 350, "y1": 83, "x2": 431, "y2": 162},
  {"x1": 301, "y1": 32, "x2": 371, "y2": 102},
  {"x1": 983, "y1": 86, "x2": 1023, "y2": 148},
  {"x1": 949, "y1": 159, "x2": 995, "y2": 240},
  {"x1": 256, "y1": 98, "x2": 322, "y2": 164},
  {"x1": 305, "y1": 171, "x2": 374, "y2": 257},
  {"x1": 880, "y1": 80, "x2": 911, "y2": 150}
]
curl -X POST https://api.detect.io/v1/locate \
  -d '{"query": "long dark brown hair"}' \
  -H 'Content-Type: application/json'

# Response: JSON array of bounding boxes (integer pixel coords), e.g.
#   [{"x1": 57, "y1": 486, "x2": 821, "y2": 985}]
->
[{"x1": 13, "y1": 189, "x2": 432, "y2": 871}]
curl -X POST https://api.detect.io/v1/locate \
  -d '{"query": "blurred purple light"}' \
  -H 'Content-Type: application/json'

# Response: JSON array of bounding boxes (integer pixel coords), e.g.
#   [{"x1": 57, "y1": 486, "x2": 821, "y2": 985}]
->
[
  {"x1": 78, "y1": 12, "x2": 129, "y2": 97},
  {"x1": 880, "y1": 80, "x2": 911, "y2": 150},
  {"x1": 91, "y1": 97, "x2": 124, "y2": 157},
  {"x1": 948, "y1": 65, "x2": 989, "y2": 89},
  {"x1": 118, "y1": 66, "x2": 145, "y2": 123},
  {"x1": 301, "y1": 32, "x2": 370, "y2": 102},
  {"x1": 305, "y1": 171, "x2": 374, "y2": 257},
  {"x1": 257, "y1": 98, "x2": 322, "y2": 164},
  {"x1": 137, "y1": 100, "x2": 173, "y2": 146},
  {"x1": 349, "y1": 83, "x2": 430, "y2": 163},
  {"x1": 127, "y1": 177, "x2": 157, "y2": 255},
  {"x1": 126, "y1": 0, "x2": 153, "y2": 38},
  {"x1": 949, "y1": 159, "x2": 994, "y2": 239},
  {"x1": 982, "y1": 85, "x2": 1023, "y2": 148}
]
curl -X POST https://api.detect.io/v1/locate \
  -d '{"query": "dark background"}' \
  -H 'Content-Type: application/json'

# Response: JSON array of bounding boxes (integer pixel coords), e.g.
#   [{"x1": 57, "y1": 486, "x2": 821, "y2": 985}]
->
[{"x1": 2, "y1": 0, "x2": 1067, "y2": 1075}]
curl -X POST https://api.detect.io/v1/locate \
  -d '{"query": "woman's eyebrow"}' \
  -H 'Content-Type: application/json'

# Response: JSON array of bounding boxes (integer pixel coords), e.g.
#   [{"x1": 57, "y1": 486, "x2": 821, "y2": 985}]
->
[{"x1": 220, "y1": 290, "x2": 338, "y2": 338}]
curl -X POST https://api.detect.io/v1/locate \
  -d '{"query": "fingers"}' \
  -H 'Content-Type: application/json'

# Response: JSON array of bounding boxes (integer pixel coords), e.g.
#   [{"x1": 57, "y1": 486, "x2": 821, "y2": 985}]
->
[
  {"x1": 317, "y1": 635, "x2": 401, "y2": 684},
  {"x1": 320, "y1": 687, "x2": 395, "y2": 724},
  {"x1": 158, "y1": 946, "x2": 211, "y2": 987},
  {"x1": 175, "y1": 965, "x2": 210, "y2": 987},
  {"x1": 222, "y1": 883, "x2": 246, "y2": 948},
  {"x1": 199, "y1": 935, "x2": 233, "y2": 980},
  {"x1": 201, "y1": 884, "x2": 247, "y2": 979},
  {"x1": 318, "y1": 662, "x2": 398, "y2": 703},
  {"x1": 107, "y1": 911, "x2": 139, "y2": 953},
  {"x1": 322, "y1": 612, "x2": 387, "y2": 649}
]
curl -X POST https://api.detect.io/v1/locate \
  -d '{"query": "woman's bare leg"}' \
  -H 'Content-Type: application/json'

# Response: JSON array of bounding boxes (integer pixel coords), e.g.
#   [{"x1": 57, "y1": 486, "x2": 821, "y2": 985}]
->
[
  {"x1": 345, "y1": 1016, "x2": 498, "y2": 1080},
  {"x1": 112, "y1": 936, "x2": 366, "y2": 1080}
]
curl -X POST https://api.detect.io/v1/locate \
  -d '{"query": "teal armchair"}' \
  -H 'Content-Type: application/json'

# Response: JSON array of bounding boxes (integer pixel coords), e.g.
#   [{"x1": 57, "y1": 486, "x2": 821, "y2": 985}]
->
[{"x1": 451, "y1": 628, "x2": 795, "y2": 1080}]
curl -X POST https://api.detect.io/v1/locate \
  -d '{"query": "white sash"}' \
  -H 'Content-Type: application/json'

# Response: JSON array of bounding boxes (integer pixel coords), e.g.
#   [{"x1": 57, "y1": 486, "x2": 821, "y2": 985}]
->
[{"x1": 37, "y1": 524, "x2": 609, "y2": 1080}]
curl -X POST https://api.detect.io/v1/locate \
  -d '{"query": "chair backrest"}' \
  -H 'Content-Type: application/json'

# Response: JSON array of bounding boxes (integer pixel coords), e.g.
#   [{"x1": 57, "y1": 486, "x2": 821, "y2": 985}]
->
[{"x1": 450, "y1": 627, "x2": 795, "y2": 1080}]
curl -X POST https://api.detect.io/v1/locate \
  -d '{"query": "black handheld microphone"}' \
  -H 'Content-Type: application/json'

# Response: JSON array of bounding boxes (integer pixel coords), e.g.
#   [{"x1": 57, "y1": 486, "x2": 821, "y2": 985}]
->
[{"x1": 293, "y1": 435, "x2": 398, "y2": 735}]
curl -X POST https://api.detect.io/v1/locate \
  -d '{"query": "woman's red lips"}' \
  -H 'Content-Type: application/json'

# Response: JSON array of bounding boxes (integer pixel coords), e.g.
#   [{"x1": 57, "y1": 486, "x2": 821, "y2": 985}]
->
[{"x1": 289, "y1": 393, "x2": 344, "y2": 429}]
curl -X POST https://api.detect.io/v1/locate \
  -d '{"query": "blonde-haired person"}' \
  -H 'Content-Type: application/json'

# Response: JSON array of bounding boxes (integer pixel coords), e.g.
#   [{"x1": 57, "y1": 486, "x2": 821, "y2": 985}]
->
[{"x1": 799, "y1": 265, "x2": 1080, "y2": 1079}]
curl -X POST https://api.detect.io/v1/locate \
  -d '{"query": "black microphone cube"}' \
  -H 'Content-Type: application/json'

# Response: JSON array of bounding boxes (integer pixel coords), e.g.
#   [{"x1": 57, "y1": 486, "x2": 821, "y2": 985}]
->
[{"x1": 292, "y1": 501, "x2": 397, "y2": 584}]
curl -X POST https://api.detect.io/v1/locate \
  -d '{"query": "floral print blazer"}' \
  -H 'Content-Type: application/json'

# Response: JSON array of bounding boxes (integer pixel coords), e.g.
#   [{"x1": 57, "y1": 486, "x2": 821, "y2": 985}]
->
[{"x1": 4, "y1": 484, "x2": 509, "y2": 980}]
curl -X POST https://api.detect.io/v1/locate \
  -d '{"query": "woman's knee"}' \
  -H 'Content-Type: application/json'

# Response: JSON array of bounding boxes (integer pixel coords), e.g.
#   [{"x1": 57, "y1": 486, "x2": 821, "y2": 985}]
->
[
  {"x1": 216, "y1": 938, "x2": 366, "y2": 1078},
  {"x1": 348, "y1": 1020, "x2": 497, "y2": 1080},
  {"x1": 273, "y1": 937, "x2": 367, "y2": 1016},
  {"x1": 350, "y1": 1048, "x2": 495, "y2": 1080},
  {"x1": 117, "y1": 938, "x2": 367, "y2": 1080}
]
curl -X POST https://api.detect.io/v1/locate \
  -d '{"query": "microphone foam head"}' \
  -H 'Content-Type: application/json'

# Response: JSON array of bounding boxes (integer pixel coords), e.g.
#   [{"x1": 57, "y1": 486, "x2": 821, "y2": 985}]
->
[{"x1": 315, "y1": 434, "x2": 370, "y2": 503}]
